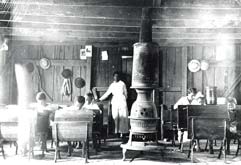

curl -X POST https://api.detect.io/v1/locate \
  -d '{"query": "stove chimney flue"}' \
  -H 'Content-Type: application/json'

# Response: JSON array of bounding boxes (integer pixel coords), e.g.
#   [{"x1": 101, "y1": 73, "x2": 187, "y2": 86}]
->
[{"x1": 139, "y1": 8, "x2": 152, "y2": 43}]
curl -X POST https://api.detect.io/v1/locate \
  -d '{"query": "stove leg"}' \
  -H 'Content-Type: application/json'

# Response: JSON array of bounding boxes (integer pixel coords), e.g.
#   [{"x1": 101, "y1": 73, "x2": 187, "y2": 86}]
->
[
  {"x1": 122, "y1": 148, "x2": 127, "y2": 161},
  {"x1": 130, "y1": 151, "x2": 143, "y2": 162}
]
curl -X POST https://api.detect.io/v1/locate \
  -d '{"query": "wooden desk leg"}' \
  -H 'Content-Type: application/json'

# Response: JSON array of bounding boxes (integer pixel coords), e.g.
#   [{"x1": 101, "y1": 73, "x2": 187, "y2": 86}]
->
[
  {"x1": 82, "y1": 141, "x2": 85, "y2": 158},
  {"x1": 191, "y1": 140, "x2": 195, "y2": 163},
  {"x1": 14, "y1": 141, "x2": 18, "y2": 155},
  {"x1": 226, "y1": 138, "x2": 230, "y2": 155},
  {"x1": 122, "y1": 148, "x2": 127, "y2": 161},
  {"x1": 128, "y1": 132, "x2": 133, "y2": 145},
  {"x1": 223, "y1": 139, "x2": 226, "y2": 163},
  {"x1": 218, "y1": 141, "x2": 223, "y2": 159},
  {"x1": 236, "y1": 139, "x2": 240, "y2": 156},
  {"x1": 179, "y1": 130, "x2": 184, "y2": 152},
  {"x1": 204, "y1": 140, "x2": 208, "y2": 151},
  {"x1": 209, "y1": 140, "x2": 214, "y2": 154},
  {"x1": 1, "y1": 145, "x2": 5, "y2": 159}
]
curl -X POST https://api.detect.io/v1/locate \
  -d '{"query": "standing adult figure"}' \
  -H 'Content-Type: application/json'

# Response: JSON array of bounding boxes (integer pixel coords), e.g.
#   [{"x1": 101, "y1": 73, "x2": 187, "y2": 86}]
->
[{"x1": 99, "y1": 71, "x2": 129, "y2": 138}]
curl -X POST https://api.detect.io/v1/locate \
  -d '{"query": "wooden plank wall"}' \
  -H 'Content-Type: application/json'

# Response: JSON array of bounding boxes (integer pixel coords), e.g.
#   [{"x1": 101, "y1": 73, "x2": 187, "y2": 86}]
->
[
  {"x1": 12, "y1": 44, "x2": 93, "y2": 103},
  {"x1": 188, "y1": 44, "x2": 241, "y2": 103},
  {"x1": 10, "y1": 44, "x2": 132, "y2": 104},
  {"x1": 160, "y1": 44, "x2": 241, "y2": 106},
  {"x1": 160, "y1": 47, "x2": 183, "y2": 106},
  {"x1": 91, "y1": 47, "x2": 122, "y2": 88}
]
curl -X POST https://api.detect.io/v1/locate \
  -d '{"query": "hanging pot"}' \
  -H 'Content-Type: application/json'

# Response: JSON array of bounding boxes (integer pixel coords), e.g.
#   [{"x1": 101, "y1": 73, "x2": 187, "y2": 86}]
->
[
  {"x1": 74, "y1": 77, "x2": 86, "y2": 88},
  {"x1": 61, "y1": 69, "x2": 72, "y2": 79},
  {"x1": 26, "y1": 62, "x2": 34, "y2": 73}
]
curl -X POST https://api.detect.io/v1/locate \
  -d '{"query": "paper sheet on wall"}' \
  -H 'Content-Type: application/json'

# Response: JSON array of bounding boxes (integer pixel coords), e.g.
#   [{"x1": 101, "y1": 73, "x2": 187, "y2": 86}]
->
[
  {"x1": 80, "y1": 49, "x2": 87, "y2": 60},
  {"x1": 101, "y1": 51, "x2": 108, "y2": 60},
  {"x1": 85, "y1": 45, "x2": 92, "y2": 57}
]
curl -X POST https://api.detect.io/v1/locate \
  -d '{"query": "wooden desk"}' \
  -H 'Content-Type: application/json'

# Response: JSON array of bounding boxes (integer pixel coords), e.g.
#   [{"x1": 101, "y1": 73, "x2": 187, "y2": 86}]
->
[
  {"x1": 177, "y1": 105, "x2": 228, "y2": 153},
  {"x1": 177, "y1": 105, "x2": 228, "y2": 131}
]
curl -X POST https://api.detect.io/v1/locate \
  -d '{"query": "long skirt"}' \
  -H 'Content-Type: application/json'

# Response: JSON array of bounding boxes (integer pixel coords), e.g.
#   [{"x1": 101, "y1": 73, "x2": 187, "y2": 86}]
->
[{"x1": 111, "y1": 103, "x2": 129, "y2": 134}]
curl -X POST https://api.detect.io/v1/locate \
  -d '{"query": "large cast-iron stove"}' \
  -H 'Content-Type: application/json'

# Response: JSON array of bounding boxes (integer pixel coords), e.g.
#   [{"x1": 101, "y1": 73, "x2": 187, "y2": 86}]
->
[{"x1": 121, "y1": 8, "x2": 160, "y2": 160}]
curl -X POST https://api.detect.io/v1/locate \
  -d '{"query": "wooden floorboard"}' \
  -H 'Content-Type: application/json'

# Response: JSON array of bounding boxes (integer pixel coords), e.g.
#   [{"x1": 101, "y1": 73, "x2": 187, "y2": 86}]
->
[{"x1": 0, "y1": 138, "x2": 241, "y2": 164}]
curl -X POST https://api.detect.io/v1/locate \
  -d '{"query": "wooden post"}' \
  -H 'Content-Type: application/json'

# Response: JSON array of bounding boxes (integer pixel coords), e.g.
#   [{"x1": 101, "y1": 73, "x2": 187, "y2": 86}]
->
[
  {"x1": 15, "y1": 63, "x2": 35, "y2": 107},
  {"x1": 0, "y1": 36, "x2": 8, "y2": 104}
]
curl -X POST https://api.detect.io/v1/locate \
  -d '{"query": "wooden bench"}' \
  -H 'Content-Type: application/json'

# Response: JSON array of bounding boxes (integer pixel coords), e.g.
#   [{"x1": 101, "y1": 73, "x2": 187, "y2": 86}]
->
[
  {"x1": 177, "y1": 105, "x2": 188, "y2": 151},
  {"x1": 0, "y1": 109, "x2": 19, "y2": 159},
  {"x1": 160, "y1": 104, "x2": 177, "y2": 145},
  {"x1": 53, "y1": 110, "x2": 93, "y2": 163},
  {"x1": 186, "y1": 105, "x2": 228, "y2": 162},
  {"x1": 188, "y1": 117, "x2": 227, "y2": 162},
  {"x1": 52, "y1": 121, "x2": 91, "y2": 163}
]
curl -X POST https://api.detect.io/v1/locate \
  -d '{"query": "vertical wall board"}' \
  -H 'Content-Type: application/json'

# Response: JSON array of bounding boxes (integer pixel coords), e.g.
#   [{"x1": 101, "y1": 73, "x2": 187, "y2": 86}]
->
[
  {"x1": 187, "y1": 46, "x2": 194, "y2": 89},
  {"x1": 90, "y1": 46, "x2": 98, "y2": 89},
  {"x1": 181, "y1": 47, "x2": 188, "y2": 96},
  {"x1": 175, "y1": 47, "x2": 182, "y2": 87},
  {"x1": 202, "y1": 46, "x2": 215, "y2": 93},
  {"x1": 15, "y1": 46, "x2": 29, "y2": 59},
  {"x1": 192, "y1": 46, "x2": 203, "y2": 92},
  {"x1": 40, "y1": 45, "x2": 55, "y2": 101},
  {"x1": 161, "y1": 47, "x2": 183, "y2": 106},
  {"x1": 160, "y1": 48, "x2": 166, "y2": 104},
  {"x1": 64, "y1": 45, "x2": 73, "y2": 59},
  {"x1": 165, "y1": 92, "x2": 182, "y2": 107},
  {"x1": 203, "y1": 46, "x2": 216, "y2": 60},
  {"x1": 239, "y1": 45, "x2": 241, "y2": 60},
  {"x1": 106, "y1": 48, "x2": 113, "y2": 86},
  {"x1": 227, "y1": 67, "x2": 237, "y2": 90},
  {"x1": 72, "y1": 45, "x2": 81, "y2": 98},
  {"x1": 214, "y1": 67, "x2": 225, "y2": 96},
  {"x1": 62, "y1": 45, "x2": 74, "y2": 102},
  {"x1": 72, "y1": 65, "x2": 81, "y2": 98},
  {"x1": 166, "y1": 47, "x2": 176, "y2": 88},
  {"x1": 53, "y1": 46, "x2": 65, "y2": 102},
  {"x1": 80, "y1": 61, "x2": 87, "y2": 95},
  {"x1": 204, "y1": 66, "x2": 215, "y2": 87},
  {"x1": 121, "y1": 57, "x2": 134, "y2": 111}
]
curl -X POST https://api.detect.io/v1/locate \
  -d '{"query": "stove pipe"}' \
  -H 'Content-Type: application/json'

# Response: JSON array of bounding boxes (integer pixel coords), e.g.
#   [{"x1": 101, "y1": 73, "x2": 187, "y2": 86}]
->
[{"x1": 130, "y1": 8, "x2": 159, "y2": 133}]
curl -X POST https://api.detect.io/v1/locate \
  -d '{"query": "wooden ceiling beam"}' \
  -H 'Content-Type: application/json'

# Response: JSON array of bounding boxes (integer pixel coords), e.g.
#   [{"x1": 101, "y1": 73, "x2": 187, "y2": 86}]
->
[
  {"x1": 153, "y1": 19, "x2": 241, "y2": 28},
  {"x1": 6, "y1": 0, "x2": 154, "y2": 7},
  {"x1": 161, "y1": 0, "x2": 239, "y2": 7},
  {"x1": 5, "y1": 4, "x2": 240, "y2": 20},
  {"x1": 1, "y1": 26, "x2": 239, "y2": 40},
  {"x1": 10, "y1": 35, "x2": 138, "y2": 44},
  {"x1": 11, "y1": 40, "x2": 136, "y2": 47},
  {"x1": 11, "y1": 4, "x2": 142, "y2": 19}
]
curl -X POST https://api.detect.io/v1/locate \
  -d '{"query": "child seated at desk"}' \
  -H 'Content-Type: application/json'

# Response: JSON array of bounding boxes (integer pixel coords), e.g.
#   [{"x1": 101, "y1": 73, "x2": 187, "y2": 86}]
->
[
  {"x1": 174, "y1": 88, "x2": 203, "y2": 151},
  {"x1": 83, "y1": 92, "x2": 102, "y2": 114},
  {"x1": 174, "y1": 88, "x2": 203, "y2": 110},
  {"x1": 64, "y1": 96, "x2": 85, "y2": 111}
]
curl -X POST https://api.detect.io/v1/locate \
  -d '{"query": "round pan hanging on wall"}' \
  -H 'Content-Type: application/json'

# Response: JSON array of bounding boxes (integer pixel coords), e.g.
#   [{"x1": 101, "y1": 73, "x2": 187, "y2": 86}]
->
[
  {"x1": 188, "y1": 59, "x2": 201, "y2": 72},
  {"x1": 61, "y1": 69, "x2": 73, "y2": 79},
  {"x1": 39, "y1": 58, "x2": 51, "y2": 70},
  {"x1": 74, "y1": 77, "x2": 86, "y2": 88}
]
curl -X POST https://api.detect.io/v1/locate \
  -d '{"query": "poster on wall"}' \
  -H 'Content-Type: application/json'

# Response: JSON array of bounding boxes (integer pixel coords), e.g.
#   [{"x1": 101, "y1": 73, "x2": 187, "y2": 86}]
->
[
  {"x1": 85, "y1": 45, "x2": 92, "y2": 57},
  {"x1": 101, "y1": 50, "x2": 108, "y2": 61},
  {"x1": 80, "y1": 49, "x2": 87, "y2": 60}
]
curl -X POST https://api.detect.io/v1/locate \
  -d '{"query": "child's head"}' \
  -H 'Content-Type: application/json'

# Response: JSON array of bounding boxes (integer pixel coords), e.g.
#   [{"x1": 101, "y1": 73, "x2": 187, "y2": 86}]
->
[
  {"x1": 227, "y1": 97, "x2": 237, "y2": 110},
  {"x1": 187, "y1": 88, "x2": 197, "y2": 100},
  {"x1": 74, "y1": 96, "x2": 85, "y2": 109},
  {"x1": 36, "y1": 92, "x2": 46, "y2": 105},
  {"x1": 85, "y1": 92, "x2": 94, "y2": 104}
]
